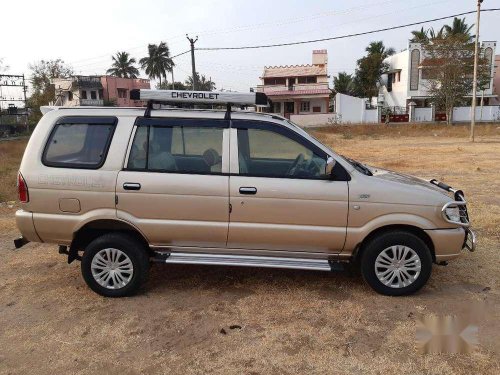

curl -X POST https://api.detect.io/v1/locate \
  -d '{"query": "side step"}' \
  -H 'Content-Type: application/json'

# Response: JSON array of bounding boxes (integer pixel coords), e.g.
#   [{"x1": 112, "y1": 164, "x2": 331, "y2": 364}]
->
[{"x1": 153, "y1": 252, "x2": 344, "y2": 272}]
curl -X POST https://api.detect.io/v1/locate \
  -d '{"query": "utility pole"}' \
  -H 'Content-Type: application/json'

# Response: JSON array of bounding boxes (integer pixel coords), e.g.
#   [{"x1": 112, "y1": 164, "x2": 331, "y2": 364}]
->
[
  {"x1": 186, "y1": 34, "x2": 198, "y2": 90},
  {"x1": 171, "y1": 69, "x2": 175, "y2": 90},
  {"x1": 470, "y1": 0, "x2": 483, "y2": 142}
]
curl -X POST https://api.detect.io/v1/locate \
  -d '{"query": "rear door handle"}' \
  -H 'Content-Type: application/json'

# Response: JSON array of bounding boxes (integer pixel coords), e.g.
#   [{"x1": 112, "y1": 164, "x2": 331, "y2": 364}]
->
[
  {"x1": 239, "y1": 187, "x2": 257, "y2": 195},
  {"x1": 123, "y1": 182, "x2": 141, "y2": 191}
]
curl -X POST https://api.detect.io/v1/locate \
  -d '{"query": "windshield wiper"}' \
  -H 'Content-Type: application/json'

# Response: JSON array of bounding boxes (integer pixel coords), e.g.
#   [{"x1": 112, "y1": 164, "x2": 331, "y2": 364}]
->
[{"x1": 343, "y1": 156, "x2": 373, "y2": 176}]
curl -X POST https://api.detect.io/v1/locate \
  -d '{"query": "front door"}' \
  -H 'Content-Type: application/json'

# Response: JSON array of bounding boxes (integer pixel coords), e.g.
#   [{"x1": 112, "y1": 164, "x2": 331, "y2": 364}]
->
[
  {"x1": 228, "y1": 120, "x2": 349, "y2": 253},
  {"x1": 284, "y1": 102, "x2": 294, "y2": 119},
  {"x1": 116, "y1": 117, "x2": 230, "y2": 248}
]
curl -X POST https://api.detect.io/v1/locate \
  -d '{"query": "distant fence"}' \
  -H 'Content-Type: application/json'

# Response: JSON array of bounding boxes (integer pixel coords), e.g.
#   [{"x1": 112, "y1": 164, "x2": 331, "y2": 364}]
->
[{"x1": 453, "y1": 106, "x2": 500, "y2": 122}]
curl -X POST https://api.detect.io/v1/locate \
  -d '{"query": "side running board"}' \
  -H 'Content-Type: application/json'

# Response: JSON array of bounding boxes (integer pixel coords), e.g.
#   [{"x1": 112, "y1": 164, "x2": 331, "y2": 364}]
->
[{"x1": 153, "y1": 252, "x2": 344, "y2": 272}]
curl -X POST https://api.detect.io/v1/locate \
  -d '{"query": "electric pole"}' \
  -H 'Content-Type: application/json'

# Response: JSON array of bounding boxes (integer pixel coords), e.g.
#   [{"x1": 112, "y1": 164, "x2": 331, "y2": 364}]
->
[
  {"x1": 186, "y1": 35, "x2": 198, "y2": 90},
  {"x1": 470, "y1": 0, "x2": 483, "y2": 142}
]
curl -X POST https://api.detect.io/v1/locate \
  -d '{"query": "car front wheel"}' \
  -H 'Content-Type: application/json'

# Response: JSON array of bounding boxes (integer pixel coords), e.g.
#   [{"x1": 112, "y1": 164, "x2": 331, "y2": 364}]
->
[
  {"x1": 81, "y1": 233, "x2": 150, "y2": 297},
  {"x1": 361, "y1": 231, "x2": 432, "y2": 296}
]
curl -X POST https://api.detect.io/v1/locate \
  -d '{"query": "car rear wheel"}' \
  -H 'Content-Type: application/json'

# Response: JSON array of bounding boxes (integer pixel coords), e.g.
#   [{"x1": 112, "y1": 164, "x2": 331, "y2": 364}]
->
[
  {"x1": 361, "y1": 231, "x2": 432, "y2": 296},
  {"x1": 81, "y1": 233, "x2": 150, "y2": 297}
]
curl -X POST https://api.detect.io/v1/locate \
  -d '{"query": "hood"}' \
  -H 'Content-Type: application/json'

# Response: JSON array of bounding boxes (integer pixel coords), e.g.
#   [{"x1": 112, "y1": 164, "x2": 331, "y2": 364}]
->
[{"x1": 359, "y1": 165, "x2": 453, "y2": 206}]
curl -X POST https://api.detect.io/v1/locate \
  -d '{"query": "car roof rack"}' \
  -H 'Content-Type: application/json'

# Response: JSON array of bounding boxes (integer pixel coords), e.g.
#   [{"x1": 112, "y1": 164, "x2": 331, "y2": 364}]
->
[{"x1": 130, "y1": 89, "x2": 269, "y2": 120}]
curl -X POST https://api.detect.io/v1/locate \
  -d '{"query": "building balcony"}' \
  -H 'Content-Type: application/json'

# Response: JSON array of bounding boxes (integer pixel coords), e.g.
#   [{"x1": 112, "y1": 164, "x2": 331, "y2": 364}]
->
[
  {"x1": 80, "y1": 99, "x2": 104, "y2": 106},
  {"x1": 256, "y1": 83, "x2": 330, "y2": 97}
]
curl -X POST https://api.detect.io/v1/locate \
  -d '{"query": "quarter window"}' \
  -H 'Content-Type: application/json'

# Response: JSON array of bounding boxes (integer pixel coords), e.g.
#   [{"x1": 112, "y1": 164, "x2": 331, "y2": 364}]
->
[
  {"x1": 128, "y1": 125, "x2": 223, "y2": 174},
  {"x1": 43, "y1": 117, "x2": 117, "y2": 168},
  {"x1": 238, "y1": 128, "x2": 326, "y2": 178}
]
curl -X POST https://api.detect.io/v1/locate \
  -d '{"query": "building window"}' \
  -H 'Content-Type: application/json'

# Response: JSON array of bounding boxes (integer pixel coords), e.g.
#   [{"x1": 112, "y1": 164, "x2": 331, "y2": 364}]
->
[
  {"x1": 410, "y1": 49, "x2": 420, "y2": 91},
  {"x1": 313, "y1": 106, "x2": 321, "y2": 113},
  {"x1": 263, "y1": 78, "x2": 286, "y2": 85},
  {"x1": 81, "y1": 90, "x2": 87, "y2": 99},
  {"x1": 90, "y1": 91, "x2": 97, "y2": 100},
  {"x1": 117, "y1": 88, "x2": 128, "y2": 98},
  {"x1": 483, "y1": 47, "x2": 493, "y2": 89},
  {"x1": 297, "y1": 76, "x2": 317, "y2": 84},
  {"x1": 273, "y1": 102, "x2": 281, "y2": 113},
  {"x1": 300, "y1": 101, "x2": 310, "y2": 112}
]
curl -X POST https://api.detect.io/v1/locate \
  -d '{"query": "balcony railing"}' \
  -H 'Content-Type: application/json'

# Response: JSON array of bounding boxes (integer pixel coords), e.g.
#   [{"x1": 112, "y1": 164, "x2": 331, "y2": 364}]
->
[
  {"x1": 257, "y1": 83, "x2": 329, "y2": 93},
  {"x1": 80, "y1": 99, "x2": 104, "y2": 106}
]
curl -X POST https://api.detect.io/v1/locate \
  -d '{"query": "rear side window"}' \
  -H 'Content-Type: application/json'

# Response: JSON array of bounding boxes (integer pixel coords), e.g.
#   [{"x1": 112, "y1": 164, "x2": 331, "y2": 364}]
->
[
  {"x1": 43, "y1": 116, "x2": 117, "y2": 169},
  {"x1": 127, "y1": 124, "x2": 224, "y2": 174}
]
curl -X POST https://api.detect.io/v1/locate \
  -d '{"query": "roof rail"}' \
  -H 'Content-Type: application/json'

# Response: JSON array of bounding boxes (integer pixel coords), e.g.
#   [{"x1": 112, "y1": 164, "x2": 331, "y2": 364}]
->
[{"x1": 130, "y1": 89, "x2": 269, "y2": 119}]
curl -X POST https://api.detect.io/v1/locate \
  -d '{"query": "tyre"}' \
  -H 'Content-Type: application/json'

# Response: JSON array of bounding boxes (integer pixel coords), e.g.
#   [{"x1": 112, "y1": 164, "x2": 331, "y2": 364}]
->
[
  {"x1": 360, "y1": 231, "x2": 432, "y2": 296},
  {"x1": 81, "y1": 233, "x2": 150, "y2": 297}
]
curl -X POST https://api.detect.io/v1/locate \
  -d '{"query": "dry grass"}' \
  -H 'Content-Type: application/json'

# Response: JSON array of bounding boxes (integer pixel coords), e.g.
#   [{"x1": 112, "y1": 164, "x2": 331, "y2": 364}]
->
[
  {"x1": 0, "y1": 138, "x2": 27, "y2": 202},
  {"x1": 0, "y1": 126, "x2": 499, "y2": 374}
]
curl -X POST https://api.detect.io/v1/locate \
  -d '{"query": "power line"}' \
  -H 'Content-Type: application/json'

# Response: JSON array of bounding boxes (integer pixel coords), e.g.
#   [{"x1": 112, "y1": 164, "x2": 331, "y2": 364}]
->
[{"x1": 197, "y1": 8, "x2": 500, "y2": 51}]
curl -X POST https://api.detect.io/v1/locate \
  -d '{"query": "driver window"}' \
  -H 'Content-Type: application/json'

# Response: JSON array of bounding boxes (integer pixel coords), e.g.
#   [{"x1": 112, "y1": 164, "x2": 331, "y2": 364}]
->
[{"x1": 238, "y1": 128, "x2": 326, "y2": 178}]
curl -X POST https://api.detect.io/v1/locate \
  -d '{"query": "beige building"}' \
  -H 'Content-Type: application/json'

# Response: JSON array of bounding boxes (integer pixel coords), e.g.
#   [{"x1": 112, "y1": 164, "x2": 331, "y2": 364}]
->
[{"x1": 257, "y1": 50, "x2": 331, "y2": 118}]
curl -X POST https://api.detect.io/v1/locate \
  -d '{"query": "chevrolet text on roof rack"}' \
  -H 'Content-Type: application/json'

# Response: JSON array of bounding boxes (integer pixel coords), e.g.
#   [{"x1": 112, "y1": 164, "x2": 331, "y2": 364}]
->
[
  {"x1": 130, "y1": 89, "x2": 269, "y2": 106},
  {"x1": 14, "y1": 88, "x2": 476, "y2": 297}
]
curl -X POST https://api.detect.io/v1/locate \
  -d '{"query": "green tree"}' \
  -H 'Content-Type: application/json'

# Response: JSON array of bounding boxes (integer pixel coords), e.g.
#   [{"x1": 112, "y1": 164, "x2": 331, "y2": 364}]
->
[
  {"x1": 27, "y1": 59, "x2": 73, "y2": 122},
  {"x1": 332, "y1": 72, "x2": 354, "y2": 95},
  {"x1": 352, "y1": 41, "x2": 394, "y2": 102},
  {"x1": 185, "y1": 72, "x2": 216, "y2": 91},
  {"x1": 106, "y1": 51, "x2": 139, "y2": 78},
  {"x1": 420, "y1": 34, "x2": 489, "y2": 124},
  {"x1": 139, "y1": 42, "x2": 174, "y2": 86},
  {"x1": 156, "y1": 81, "x2": 188, "y2": 90}
]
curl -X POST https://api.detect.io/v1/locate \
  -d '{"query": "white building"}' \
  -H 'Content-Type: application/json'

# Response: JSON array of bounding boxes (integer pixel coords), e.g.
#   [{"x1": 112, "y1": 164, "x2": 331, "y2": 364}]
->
[{"x1": 379, "y1": 41, "x2": 497, "y2": 110}]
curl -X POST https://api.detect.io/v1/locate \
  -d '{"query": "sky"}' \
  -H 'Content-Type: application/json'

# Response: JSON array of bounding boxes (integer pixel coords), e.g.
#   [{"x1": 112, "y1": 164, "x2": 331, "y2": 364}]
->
[{"x1": 0, "y1": 0, "x2": 499, "y2": 99}]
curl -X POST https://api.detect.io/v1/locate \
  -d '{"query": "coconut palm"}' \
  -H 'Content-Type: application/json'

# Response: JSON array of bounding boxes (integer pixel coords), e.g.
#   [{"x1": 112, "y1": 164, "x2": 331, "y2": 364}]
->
[
  {"x1": 410, "y1": 27, "x2": 429, "y2": 43},
  {"x1": 185, "y1": 72, "x2": 216, "y2": 91},
  {"x1": 139, "y1": 42, "x2": 174, "y2": 86},
  {"x1": 442, "y1": 17, "x2": 474, "y2": 40},
  {"x1": 365, "y1": 41, "x2": 395, "y2": 59},
  {"x1": 106, "y1": 52, "x2": 139, "y2": 78},
  {"x1": 332, "y1": 72, "x2": 354, "y2": 95}
]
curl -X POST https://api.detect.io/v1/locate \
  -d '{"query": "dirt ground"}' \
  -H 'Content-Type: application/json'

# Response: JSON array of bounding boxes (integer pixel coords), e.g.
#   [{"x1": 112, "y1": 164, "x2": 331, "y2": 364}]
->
[{"x1": 1, "y1": 125, "x2": 499, "y2": 374}]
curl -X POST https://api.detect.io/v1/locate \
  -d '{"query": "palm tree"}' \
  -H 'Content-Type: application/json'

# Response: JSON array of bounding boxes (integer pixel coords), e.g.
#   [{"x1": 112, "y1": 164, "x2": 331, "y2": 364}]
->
[
  {"x1": 185, "y1": 72, "x2": 216, "y2": 91},
  {"x1": 139, "y1": 42, "x2": 174, "y2": 86},
  {"x1": 365, "y1": 41, "x2": 395, "y2": 59},
  {"x1": 442, "y1": 17, "x2": 474, "y2": 40},
  {"x1": 106, "y1": 52, "x2": 139, "y2": 78},
  {"x1": 410, "y1": 27, "x2": 429, "y2": 43},
  {"x1": 332, "y1": 72, "x2": 354, "y2": 95}
]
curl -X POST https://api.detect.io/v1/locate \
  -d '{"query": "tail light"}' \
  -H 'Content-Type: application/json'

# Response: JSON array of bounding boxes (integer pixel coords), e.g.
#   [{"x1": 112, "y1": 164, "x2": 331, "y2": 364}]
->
[{"x1": 17, "y1": 172, "x2": 29, "y2": 203}]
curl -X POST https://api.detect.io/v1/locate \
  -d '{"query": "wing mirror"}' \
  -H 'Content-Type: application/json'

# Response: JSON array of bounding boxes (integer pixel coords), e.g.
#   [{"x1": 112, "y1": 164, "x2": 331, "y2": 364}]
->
[{"x1": 325, "y1": 156, "x2": 335, "y2": 176}]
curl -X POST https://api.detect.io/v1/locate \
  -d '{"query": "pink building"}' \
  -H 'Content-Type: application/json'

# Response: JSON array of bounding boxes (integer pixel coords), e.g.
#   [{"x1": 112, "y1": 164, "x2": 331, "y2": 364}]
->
[{"x1": 100, "y1": 76, "x2": 150, "y2": 107}]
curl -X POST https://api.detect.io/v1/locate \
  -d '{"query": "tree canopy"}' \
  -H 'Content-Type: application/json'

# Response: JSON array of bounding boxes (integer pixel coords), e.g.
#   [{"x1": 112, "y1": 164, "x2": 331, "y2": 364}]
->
[
  {"x1": 185, "y1": 72, "x2": 216, "y2": 91},
  {"x1": 139, "y1": 42, "x2": 174, "y2": 86},
  {"x1": 106, "y1": 52, "x2": 139, "y2": 78},
  {"x1": 332, "y1": 72, "x2": 354, "y2": 96}
]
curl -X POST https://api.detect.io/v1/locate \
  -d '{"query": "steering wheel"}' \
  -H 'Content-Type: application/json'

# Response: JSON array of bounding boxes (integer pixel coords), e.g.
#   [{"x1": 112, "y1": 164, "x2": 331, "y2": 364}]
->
[{"x1": 286, "y1": 153, "x2": 305, "y2": 176}]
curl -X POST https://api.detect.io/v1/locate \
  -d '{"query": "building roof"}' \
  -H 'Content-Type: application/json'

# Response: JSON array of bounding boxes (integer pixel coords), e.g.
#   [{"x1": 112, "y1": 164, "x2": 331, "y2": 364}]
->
[
  {"x1": 262, "y1": 64, "x2": 327, "y2": 78},
  {"x1": 266, "y1": 89, "x2": 330, "y2": 96}
]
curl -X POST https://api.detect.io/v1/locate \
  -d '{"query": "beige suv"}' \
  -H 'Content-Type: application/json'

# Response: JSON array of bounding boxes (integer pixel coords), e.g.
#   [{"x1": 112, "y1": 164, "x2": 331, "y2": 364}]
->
[{"x1": 14, "y1": 90, "x2": 475, "y2": 297}]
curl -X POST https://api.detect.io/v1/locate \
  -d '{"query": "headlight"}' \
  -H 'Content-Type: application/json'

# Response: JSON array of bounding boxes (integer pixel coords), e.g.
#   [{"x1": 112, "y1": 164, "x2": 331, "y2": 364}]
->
[{"x1": 444, "y1": 206, "x2": 461, "y2": 222}]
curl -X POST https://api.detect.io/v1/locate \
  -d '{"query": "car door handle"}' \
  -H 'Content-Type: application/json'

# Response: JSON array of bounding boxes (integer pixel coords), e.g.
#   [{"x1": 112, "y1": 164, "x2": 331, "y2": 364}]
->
[
  {"x1": 123, "y1": 182, "x2": 141, "y2": 191},
  {"x1": 239, "y1": 187, "x2": 257, "y2": 195}
]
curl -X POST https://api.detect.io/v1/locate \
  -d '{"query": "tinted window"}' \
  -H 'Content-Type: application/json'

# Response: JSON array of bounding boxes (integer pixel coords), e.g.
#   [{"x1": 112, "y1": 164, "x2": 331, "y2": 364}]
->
[
  {"x1": 43, "y1": 118, "x2": 116, "y2": 168},
  {"x1": 238, "y1": 128, "x2": 326, "y2": 178},
  {"x1": 128, "y1": 125, "x2": 223, "y2": 174}
]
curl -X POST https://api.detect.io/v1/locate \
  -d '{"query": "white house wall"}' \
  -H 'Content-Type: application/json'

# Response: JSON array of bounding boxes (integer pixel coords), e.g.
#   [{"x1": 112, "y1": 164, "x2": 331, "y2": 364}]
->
[
  {"x1": 452, "y1": 106, "x2": 500, "y2": 122},
  {"x1": 414, "y1": 107, "x2": 433, "y2": 122}
]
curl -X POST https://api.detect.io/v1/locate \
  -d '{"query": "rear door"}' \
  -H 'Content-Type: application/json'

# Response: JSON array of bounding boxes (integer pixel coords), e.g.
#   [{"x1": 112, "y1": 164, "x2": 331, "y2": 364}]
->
[
  {"x1": 228, "y1": 120, "x2": 349, "y2": 253},
  {"x1": 116, "y1": 117, "x2": 230, "y2": 247}
]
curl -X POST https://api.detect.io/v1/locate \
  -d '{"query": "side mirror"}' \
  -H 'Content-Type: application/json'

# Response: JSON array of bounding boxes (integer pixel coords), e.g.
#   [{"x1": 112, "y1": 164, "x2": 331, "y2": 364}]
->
[{"x1": 325, "y1": 156, "x2": 335, "y2": 177}]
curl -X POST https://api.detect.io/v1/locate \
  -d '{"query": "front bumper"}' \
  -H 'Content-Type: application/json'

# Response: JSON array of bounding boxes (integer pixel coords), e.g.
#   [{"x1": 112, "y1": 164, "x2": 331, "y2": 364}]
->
[{"x1": 463, "y1": 228, "x2": 476, "y2": 252}]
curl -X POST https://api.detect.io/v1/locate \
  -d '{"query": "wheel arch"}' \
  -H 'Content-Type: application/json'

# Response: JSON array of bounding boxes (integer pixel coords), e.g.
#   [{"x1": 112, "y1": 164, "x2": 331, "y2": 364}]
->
[
  {"x1": 352, "y1": 224, "x2": 436, "y2": 263},
  {"x1": 70, "y1": 219, "x2": 152, "y2": 257}
]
